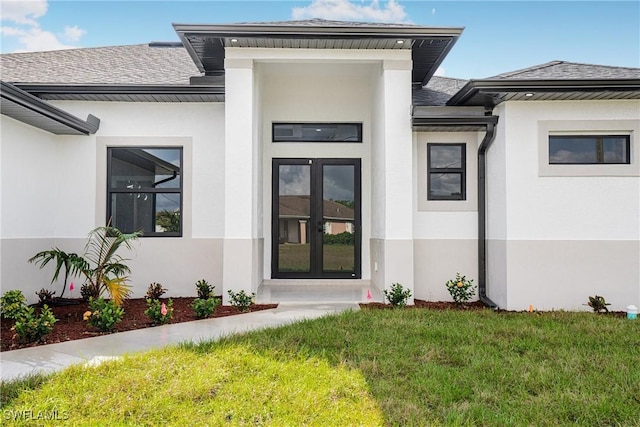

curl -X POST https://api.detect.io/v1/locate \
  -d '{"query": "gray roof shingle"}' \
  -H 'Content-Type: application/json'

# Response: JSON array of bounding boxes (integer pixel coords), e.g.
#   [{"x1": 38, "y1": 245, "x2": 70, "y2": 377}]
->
[
  {"x1": 488, "y1": 60, "x2": 640, "y2": 80},
  {"x1": 413, "y1": 76, "x2": 468, "y2": 106},
  {"x1": 0, "y1": 44, "x2": 200, "y2": 85}
]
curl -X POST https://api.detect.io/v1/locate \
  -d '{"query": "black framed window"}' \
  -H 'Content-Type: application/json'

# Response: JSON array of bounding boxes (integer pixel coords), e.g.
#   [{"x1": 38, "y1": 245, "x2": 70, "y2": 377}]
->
[
  {"x1": 427, "y1": 143, "x2": 466, "y2": 200},
  {"x1": 549, "y1": 135, "x2": 630, "y2": 164},
  {"x1": 273, "y1": 123, "x2": 362, "y2": 142},
  {"x1": 107, "y1": 147, "x2": 182, "y2": 237}
]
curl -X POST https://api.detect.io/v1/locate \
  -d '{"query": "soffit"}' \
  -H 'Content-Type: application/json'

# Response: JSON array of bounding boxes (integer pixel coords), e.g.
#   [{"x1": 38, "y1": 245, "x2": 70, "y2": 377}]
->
[{"x1": 173, "y1": 21, "x2": 463, "y2": 85}]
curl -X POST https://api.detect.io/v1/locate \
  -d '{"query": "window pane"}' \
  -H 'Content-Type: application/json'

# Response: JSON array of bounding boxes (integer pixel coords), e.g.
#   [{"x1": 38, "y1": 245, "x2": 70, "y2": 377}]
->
[
  {"x1": 110, "y1": 148, "x2": 181, "y2": 189},
  {"x1": 429, "y1": 173, "x2": 462, "y2": 198},
  {"x1": 549, "y1": 137, "x2": 597, "y2": 164},
  {"x1": 110, "y1": 193, "x2": 181, "y2": 234},
  {"x1": 603, "y1": 137, "x2": 629, "y2": 163},
  {"x1": 278, "y1": 165, "x2": 311, "y2": 272},
  {"x1": 273, "y1": 123, "x2": 361, "y2": 142},
  {"x1": 323, "y1": 165, "x2": 355, "y2": 273},
  {"x1": 430, "y1": 145, "x2": 462, "y2": 168}
]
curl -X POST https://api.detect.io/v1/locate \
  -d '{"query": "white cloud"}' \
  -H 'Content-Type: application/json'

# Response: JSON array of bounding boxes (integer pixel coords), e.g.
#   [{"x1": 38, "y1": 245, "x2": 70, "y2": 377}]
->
[
  {"x1": 62, "y1": 25, "x2": 86, "y2": 42},
  {"x1": 0, "y1": 0, "x2": 86, "y2": 52},
  {"x1": 291, "y1": 0, "x2": 410, "y2": 24},
  {"x1": 0, "y1": 0, "x2": 48, "y2": 26}
]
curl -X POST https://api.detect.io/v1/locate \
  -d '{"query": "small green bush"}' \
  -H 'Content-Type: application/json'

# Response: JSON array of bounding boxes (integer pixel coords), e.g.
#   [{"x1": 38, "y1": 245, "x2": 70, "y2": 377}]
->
[
  {"x1": 227, "y1": 290, "x2": 255, "y2": 312},
  {"x1": 586, "y1": 295, "x2": 611, "y2": 313},
  {"x1": 13, "y1": 305, "x2": 57, "y2": 343},
  {"x1": 144, "y1": 298, "x2": 173, "y2": 325},
  {"x1": 445, "y1": 273, "x2": 477, "y2": 305},
  {"x1": 195, "y1": 279, "x2": 214, "y2": 299},
  {"x1": 145, "y1": 282, "x2": 167, "y2": 300},
  {"x1": 191, "y1": 297, "x2": 220, "y2": 319},
  {"x1": 1, "y1": 290, "x2": 27, "y2": 320},
  {"x1": 85, "y1": 297, "x2": 124, "y2": 332},
  {"x1": 80, "y1": 283, "x2": 98, "y2": 301},
  {"x1": 383, "y1": 283, "x2": 412, "y2": 307},
  {"x1": 322, "y1": 231, "x2": 356, "y2": 245},
  {"x1": 35, "y1": 288, "x2": 56, "y2": 304}
]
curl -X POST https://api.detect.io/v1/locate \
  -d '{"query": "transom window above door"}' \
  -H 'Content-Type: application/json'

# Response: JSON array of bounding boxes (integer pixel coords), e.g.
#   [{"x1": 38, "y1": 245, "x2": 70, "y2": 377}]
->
[{"x1": 273, "y1": 123, "x2": 362, "y2": 142}]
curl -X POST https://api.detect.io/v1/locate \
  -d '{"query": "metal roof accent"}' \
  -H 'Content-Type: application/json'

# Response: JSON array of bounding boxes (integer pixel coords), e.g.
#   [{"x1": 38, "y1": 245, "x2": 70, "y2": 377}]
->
[
  {"x1": 1, "y1": 81, "x2": 100, "y2": 135},
  {"x1": 173, "y1": 19, "x2": 463, "y2": 85},
  {"x1": 412, "y1": 106, "x2": 498, "y2": 132},
  {"x1": 13, "y1": 84, "x2": 225, "y2": 103},
  {"x1": 446, "y1": 78, "x2": 640, "y2": 107}
]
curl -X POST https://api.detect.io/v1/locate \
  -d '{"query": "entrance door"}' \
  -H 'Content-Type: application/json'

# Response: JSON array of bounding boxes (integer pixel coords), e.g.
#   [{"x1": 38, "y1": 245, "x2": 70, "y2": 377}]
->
[{"x1": 272, "y1": 158, "x2": 361, "y2": 279}]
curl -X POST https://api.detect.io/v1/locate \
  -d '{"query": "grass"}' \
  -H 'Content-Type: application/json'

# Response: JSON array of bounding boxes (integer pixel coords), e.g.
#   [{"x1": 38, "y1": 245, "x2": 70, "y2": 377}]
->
[
  {"x1": 2, "y1": 309, "x2": 639, "y2": 426},
  {"x1": 278, "y1": 243, "x2": 354, "y2": 272}
]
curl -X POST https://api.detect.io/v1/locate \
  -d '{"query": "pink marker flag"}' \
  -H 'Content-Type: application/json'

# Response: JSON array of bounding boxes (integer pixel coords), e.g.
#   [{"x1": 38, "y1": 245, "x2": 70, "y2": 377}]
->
[
  {"x1": 366, "y1": 289, "x2": 372, "y2": 301},
  {"x1": 161, "y1": 303, "x2": 168, "y2": 316},
  {"x1": 69, "y1": 282, "x2": 75, "y2": 291}
]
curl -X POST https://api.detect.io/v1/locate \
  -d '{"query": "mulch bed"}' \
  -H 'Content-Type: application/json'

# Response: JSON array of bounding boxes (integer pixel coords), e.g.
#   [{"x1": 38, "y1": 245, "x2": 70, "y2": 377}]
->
[{"x1": 1, "y1": 298, "x2": 277, "y2": 352}]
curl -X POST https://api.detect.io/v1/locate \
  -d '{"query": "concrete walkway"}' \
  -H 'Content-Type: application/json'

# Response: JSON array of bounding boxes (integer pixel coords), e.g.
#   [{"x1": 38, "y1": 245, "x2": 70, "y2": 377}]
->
[{"x1": 0, "y1": 302, "x2": 358, "y2": 383}]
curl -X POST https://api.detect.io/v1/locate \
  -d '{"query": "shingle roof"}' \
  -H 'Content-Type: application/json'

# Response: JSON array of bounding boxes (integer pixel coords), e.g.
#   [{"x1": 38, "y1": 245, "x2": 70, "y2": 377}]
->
[
  {"x1": 488, "y1": 60, "x2": 640, "y2": 80},
  {"x1": 0, "y1": 44, "x2": 200, "y2": 85},
  {"x1": 413, "y1": 76, "x2": 468, "y2": 106}
]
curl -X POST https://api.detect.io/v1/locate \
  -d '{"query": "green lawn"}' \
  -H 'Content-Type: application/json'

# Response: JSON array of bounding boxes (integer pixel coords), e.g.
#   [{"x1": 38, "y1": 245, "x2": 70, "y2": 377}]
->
[
  {"x1": 2, "y1": 309, "x2": 639, "y2": 426},
  {"x1": 278, "y1": 243, "x2": 354, "y2": 272}
]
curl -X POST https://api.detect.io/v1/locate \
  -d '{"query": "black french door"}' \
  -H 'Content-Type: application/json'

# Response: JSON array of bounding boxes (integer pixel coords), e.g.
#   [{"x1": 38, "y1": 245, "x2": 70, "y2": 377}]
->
[{"x1": 272, "y1": 158, "x2": 361, "y2": 279}]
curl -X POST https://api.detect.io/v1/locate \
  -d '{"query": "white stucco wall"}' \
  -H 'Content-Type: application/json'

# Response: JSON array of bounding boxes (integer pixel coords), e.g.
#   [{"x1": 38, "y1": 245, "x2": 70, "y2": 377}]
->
[
  {"x1": 488, "y1": 100, "x2": 640, "y2": 311},
  {"x1": 1, "y1": 102, "x2": 226, "y2": 301}
]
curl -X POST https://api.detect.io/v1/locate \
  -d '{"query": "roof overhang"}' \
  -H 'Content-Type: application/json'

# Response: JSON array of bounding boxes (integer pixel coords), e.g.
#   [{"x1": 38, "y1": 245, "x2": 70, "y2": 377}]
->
[
  {"x1": 13, "y1": 84, "x2": 225, "y2": 102},
  {"x1": 412, "y1": 106, "x2": 498, "y2": 132},
  {"x1": 1, "y1": 81, "x2": 100, "y2": 135},
  {"x1": 447, "y1": 79, "x2": 640, "y2": 107},
  {"x1": 173, "y1": 21, "x2": 463, "y2": 85}
]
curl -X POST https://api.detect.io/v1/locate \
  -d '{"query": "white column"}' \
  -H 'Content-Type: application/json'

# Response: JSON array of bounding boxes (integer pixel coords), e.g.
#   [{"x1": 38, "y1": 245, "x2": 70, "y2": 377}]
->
[
  {"x1": 222, "y1": 58, "x2": 261, "y2": 304},
  {"x1": 381, "y1": 59, "x2": 415, "y2": 301}
]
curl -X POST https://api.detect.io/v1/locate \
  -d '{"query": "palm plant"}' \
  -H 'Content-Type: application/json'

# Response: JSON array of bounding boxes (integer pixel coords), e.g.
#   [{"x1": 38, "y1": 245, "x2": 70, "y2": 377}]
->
[
  {"x1": 81, "y1": 226, "x2": 141, "y2": 306},
  {"x1": 28, "y1": 249, "x2": 88, "y2": 298},
  {"x1": 29, "y1": 226, "x2": 141, "y2": 305}
]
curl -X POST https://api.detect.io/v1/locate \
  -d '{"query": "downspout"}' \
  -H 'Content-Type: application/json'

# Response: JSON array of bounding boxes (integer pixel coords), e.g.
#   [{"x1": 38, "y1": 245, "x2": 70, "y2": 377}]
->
[{"x1": 478, "y1": 122, "x2": 498, "y2": 308}]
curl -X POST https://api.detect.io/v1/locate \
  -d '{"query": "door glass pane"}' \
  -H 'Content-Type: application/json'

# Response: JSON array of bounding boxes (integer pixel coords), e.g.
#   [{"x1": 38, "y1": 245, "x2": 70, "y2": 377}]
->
[
  {"x1": 278, "y1": 165, "x2": 311, "y2": 272},
  {"x1": 322, "y1": 165, "x2": 355, "y2": 273}
]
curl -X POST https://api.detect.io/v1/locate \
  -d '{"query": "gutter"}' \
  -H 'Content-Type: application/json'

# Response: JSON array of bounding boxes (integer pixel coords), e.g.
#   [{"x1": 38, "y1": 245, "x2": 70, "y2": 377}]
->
[
  {"x1": 1, "y1": 81, "x2": 100, "y2": 135},
  {"x1": 477, "y1": 121, "x2": 498, "y2": 309}
]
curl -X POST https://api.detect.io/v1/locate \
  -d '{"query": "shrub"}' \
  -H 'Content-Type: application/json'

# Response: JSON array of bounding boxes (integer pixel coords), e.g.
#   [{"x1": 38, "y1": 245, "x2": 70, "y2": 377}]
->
[
  {"x1": 80, "y1": 283, "x2": 99, "y2": 301},
  {"x1": 383, "y1": 283, "x2": 412, "y2": 307},
  {"x1": 195, "y1": 279, "x2": 214, "y2": 299},
  {"x1": 144, "y1": 298, "x2": 173, "y2": 325},
  {"x1": 191, "y1": 297, "x2": 220, "y2": 319},
  {"x1": 85, "y1": 297, "x2": 124, "y2": 332},
  {"x1": 445, "y1": 273, "x2": 477, "y2": 306},
  {"x1": 322, "y1": 231, "x2": 356, "y2": 245},
  {"x1": 13, "y1": 305, "x2": 57, "y2": 343},
  {"x1": 1, "y1": 290, "x2": 27, "y2": 320},
  {"x1": 586, "y1": 295, "x2": 610, "y2": 313},
  {"x1": 35, "y1": 288, "x2": 56, "y2": 304},
  {"x1": 227, "y1": 290, "x2": 255, "y2": 312},
  {"x1": 145, "y1": 282, "x2": 167, "y2": 300}
]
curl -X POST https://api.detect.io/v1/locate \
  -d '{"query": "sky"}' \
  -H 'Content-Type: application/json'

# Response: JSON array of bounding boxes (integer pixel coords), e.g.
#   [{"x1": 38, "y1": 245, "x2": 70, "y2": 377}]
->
[{"x1": 1, "y1": 0, "x2": 638, "y2": 79}]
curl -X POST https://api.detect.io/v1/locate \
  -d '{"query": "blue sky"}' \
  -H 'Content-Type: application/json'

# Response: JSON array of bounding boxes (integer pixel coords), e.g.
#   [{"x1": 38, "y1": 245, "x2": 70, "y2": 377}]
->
[{"x1": 1, "y1": 0, "x2": 638, "y2": 79}]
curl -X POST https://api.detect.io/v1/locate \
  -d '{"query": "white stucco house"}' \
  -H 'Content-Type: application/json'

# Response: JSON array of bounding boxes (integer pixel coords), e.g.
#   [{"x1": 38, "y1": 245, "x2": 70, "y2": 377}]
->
[{"x1": 1, "y1": 20, "x2": 639, "y2": 310}]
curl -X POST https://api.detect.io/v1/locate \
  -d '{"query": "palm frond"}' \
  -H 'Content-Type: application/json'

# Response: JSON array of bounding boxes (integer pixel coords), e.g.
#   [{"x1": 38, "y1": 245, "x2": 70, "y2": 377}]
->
[{"x1": 103, "y1": 277, "x2": 132, "y2": 306}]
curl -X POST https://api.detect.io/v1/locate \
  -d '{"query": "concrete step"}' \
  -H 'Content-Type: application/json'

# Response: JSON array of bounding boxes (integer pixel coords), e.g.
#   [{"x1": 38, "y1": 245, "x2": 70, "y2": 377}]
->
[{"x1": 257, "y1": 279, "x2": 383, "y2": 304}]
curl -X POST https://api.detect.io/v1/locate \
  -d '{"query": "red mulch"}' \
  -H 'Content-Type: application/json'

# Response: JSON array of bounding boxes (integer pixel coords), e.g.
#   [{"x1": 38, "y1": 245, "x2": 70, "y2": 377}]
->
[{"x1": 1, "y1": 298, "x2": 277, "y2": 352}]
